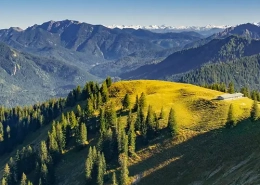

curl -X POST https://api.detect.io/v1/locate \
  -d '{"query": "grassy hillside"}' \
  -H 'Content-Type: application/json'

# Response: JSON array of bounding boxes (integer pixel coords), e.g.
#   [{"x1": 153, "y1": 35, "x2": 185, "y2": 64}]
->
[
  {"x1": 0, "y1": 80, "x2": 257, "y2": 185},
  {"x1": 54, "y1": 80, "x2": 254, "y2": 185}
]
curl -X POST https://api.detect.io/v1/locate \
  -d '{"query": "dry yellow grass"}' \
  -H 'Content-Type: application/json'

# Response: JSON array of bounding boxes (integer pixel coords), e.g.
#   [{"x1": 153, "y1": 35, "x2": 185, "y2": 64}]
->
[{"x1": 110, "y1": 80, "x2": 253, "y2": 131}]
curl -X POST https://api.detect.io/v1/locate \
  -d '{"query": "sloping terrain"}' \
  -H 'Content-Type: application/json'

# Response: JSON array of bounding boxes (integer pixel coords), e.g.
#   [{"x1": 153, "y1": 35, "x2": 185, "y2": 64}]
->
[
  {"x1": 0, "y1": 42, "x2": 98, "y2": 107},
  {"x1": 121, "y1": 36, "x2": 260, "y2": 83},
  {"x1": 0, "y1": 20, "x2": 202, "y2": 71}
]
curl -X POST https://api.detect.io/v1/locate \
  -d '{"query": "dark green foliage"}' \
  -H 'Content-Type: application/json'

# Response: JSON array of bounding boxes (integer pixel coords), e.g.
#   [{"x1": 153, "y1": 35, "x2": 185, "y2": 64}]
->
[
  {"x1": 122, "y1": 94, "x2": 131, "y2": 110},
  {"x1": 76, "y1": 123, "x2": 88, "y2": 147},
  {"x1": 101, "y1": 82, "x2": 109, "y2": 103},
  {"x1": 146, "y1": 105, "x2": 155, "y2": 140},
  {"x1": 251, "y1": 101, "x2": 260, "y2": 122},
  {"x1": 139, "y1": 92, "x2": 147, "y2": 111},
  {"x1": 105, "y1": 102, "x2": 117, "y2": 127},
  {"x1": 167, "y1": 108, "x2": 178, "y2": 136},
  {"x1": 128, "y1": 116, "x2": 136, "y2": 156},
  {"x1": 180, "y1": 55, "x2": 260, "y2": 91},
  {"x1": 226, "y1": 104, "x2": 236, "y2": 128},
  {"x1": 119, "y1": 155, "x2": 129, "y2": 185},
  {"x1": 228, "y1": 82, "x2": 235, "y2": 94},
  {"x1": 106, "y1": 77, "x2": 112, "y2": 88},
  {"x1": 133, "y1": 95, "x2": 139, "y2": 112},
  {"x1": 112, "y1": 172, "x2": 118, "y2": 185}
]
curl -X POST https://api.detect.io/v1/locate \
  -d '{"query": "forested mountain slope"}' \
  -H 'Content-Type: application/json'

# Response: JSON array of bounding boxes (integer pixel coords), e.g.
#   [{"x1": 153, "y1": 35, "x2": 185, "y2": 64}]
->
[
  {"x1": 0, "y1": 42, "x2": 97, "y2": 107},
  {"x1": 121, "y1": 36, "x2": 260, "y2": 84},
  {"x1": 1, "y1": 79, "x2": 260, "y2": 185}
]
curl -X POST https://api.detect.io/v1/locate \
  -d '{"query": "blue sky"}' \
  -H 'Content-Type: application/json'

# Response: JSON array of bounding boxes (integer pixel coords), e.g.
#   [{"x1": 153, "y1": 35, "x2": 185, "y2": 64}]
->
[{"x1": 0, "y1": 0, "x2": 259, "y2": 29}]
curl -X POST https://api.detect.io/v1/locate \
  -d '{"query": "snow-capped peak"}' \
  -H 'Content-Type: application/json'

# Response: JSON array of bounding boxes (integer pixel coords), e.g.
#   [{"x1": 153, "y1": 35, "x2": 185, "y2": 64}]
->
[{"x1": 107, "y1": 24, "x2": 230, "y2": 31}]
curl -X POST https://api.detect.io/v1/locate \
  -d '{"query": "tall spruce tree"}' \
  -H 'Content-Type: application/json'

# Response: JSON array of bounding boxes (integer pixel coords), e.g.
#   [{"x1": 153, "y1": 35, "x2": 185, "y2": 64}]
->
[
  {"x1": 251, "y1": 100, "x2": 260, "y2": 122},
  {"x1": 122, "y1": 94, "x2": 131, "y2": 110},
  {"x1": 139, "y1": 92, "x2": 147, "y2": 111},
  {"x1": 119, "y1": 155, "x2": 129, "y2": 185},
  {"x1": 146, "y1": 105, "x2": 155, "y2": 140},
  {"x1": 167, "y1": 108, "x2": 178, "y2": 137},
  {"x1": 226, "y1": 104, "x2": 236, "y2": 128},
  {"x1": 128, "y1": 118, "x2": 136, "y2": 156},
  {"x1": 76, "y1": 123, "x2": 88, "y2": 147},
  {"x1": 112, "y1": 172, "x2": 118, "y2": 185},
  {"x1": 20, "y1": 173, "x2": 27, "y2": 185},
  {"x1": 228, "y1": 82, "x2": 235, "y2": 94}
]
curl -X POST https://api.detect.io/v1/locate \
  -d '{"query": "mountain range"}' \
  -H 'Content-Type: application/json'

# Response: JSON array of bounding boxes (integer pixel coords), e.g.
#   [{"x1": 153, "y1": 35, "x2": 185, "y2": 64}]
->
[
  {"x1": 107, "y1": 24, "x2": 230, "y2": 36},
  {"x1": 1, "y1": 20, "x2": 260, "y2": 106}
]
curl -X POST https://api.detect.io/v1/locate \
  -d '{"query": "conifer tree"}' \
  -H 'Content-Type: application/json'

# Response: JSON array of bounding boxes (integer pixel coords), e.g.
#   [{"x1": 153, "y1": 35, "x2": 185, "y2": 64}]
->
[
  {"x1": 154, "y1": 112, "x2": 160, "y2": 133},
  {"x1": 48, "y1": 132, "x2": 59, "y2": 164},
  {"x1": 97, "y1": 92, "x2": 103, "y2": 109},
  {"x1": 226, "y1": 104, "x2": 236, "y2": 128},
  {"x1": 146, "y1": 105, "x2": 155, "y2": 140},
  {"x1": 112, "y1": 172, "x2": 118, "y2": 185},
  {"x1": 1, "y1": 178, "x2": 7, "y2": 185},
  {"x1": 228, "y1": 82, "x2": 235, "y2": 94},
  {"x1": 3, "y1": 164, "x2": 11, "y2": 184},
  {"x1": 56, "y1": 124, "x2": 65, "y2": 153},
  {"x1": 85, "y1": 147, "x2": 93, "y2": 180},
  {"x1": 76, "y1": 123, "x2": 88, "y2": 147},
  {"x1": 167, "y1": 108, "x2": 178, "y2": 136},
  {"x1": 20, "y1": 173, "x2": 27, "y2": 185},
  {"x1": 0, "y1": 122, "x2": 4, "y2": 141},
  {"x1": 99, "y1": 108, "x2": 106, "y2": 134},
  {"x1": 106, "y1": 77, "x2": 112, "y2": 88},
  {"x1": 101, "y1": 82, "x2": 109, "y2": 103},
  {"x1": 97, "y1": 153, "x2": 106, "y2": 185},
  {"x1": 105, "y1": 102, "x2": 117, "y2": 127},
  {"x1": 128, "y1": 118, "x2": 136, "y2": 156},
  {"x1": 251, "y1": 100, "x2": 260, "y2": 122},
  {"x1": 122, "y1": 94, "x2": 131, "y2": 110},
  {"x1": 139, "y1": 92, "x2": 147, "y2": 110},
  {"x1": 133, "y1": 95, "x2": 139, "y2": 112},
  {"x1": 119, "y1": 155, "x2": 129, "y2": 185},
  {"x1": 6, "y1": 126, "x2": 10, "y2": 139}
]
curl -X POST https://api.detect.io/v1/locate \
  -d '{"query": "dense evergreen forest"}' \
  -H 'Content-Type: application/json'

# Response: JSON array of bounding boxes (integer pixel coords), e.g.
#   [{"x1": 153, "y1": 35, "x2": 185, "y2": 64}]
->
[
  {"x1": 0, "y1": 78, "x2": 179, "y2": 185},
  {"x1": 179, "y1": 55, "x2": 260, "y2": 90}
]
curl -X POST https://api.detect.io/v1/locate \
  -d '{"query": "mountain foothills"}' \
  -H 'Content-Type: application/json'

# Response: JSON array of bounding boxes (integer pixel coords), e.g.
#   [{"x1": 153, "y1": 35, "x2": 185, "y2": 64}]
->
[
  {"x1": 122, "y1": 24, "x2": 260, "y2": 90},
  {"x1": 0, "y1": 20, "x2": 206, "y2": 106},
  {"x1": 1, "y1": 79, "x2": 260, "y2": 185},
  {"x1": 0, "y1": 42, "x2": 97, "y2": 107}
]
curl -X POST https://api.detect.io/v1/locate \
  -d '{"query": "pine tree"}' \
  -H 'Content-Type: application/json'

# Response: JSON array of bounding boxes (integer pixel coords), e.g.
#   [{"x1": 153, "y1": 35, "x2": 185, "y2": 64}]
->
[
  {"x1": 167, "y1": 108, "x2": 178, "y2": 137},
  {"x1": 128, "y1": 118, "x2": 136, "y2": 156},
  {"x1": 101, "y1": 82, "x2": 109, "y2": 103},
  {"x1": 146, "y1": 105, "x2": 155, "y2": 140},
  {"x1": 1, "y1": 178, "x2": 7, "y2": 185},
  {"x1": 112, "y1": 172, "x2": 118, "y2": 185},
  {"x1": 122, "y1": 94, "x2": 131, "y2": 110},
  {"x1": 56, "y1": 124, "x2": 65, "y2": 153},
  {"x1": 0, "y1": 122, "x2": 4, "y2": 141},
  {"x1": 139, "y1": 92, "x2": 147, "y2": 110},
  {"x1": 105, "y1": 102, "x2": 117, "y2": 127},
  {"x1": 20, "y1": 173, "x2": 27, "y2": 185},
  {"x1": 76, "y1": 123, "x2": 88, "y2": 147},
  {"x1": 97, "y1": 153, "x2": 106, "y2": 185},
  {"x1": 6, "y1": 126, "x2": 10, "y2": 139},
  {"x1": 226, "y1": 104, "x2": 236, "y2": 128},
  {"x1": 251, "y1": 100, "x2": 260, "y2": 122},
  {"x1": 48, "y1": 132, "x2": 59, "y2": 164},
  {"x1": 3, "y1": 164, "x2": 11, "y2": 184},
  {"x1": 154, "y1": 112, "x2": 160, "y2": 133},
  {"x1": 119, "y1": 155, "x2": 129, "y2": 185},
  {"x1": 106, "y1": 77, "x2": 112, "y2": 88},
  {"x1": 133, "y1": 95, "x2": 139, "y2": 112},
  {"x1": 40, "y1": 163, "x2": 48, "y2": 185},
  {"x1": 85, "y1": 147, "x2": 94, "y2": 180},
  {"x1": 99, "y1": 108, "x2": 106, "y2": 134},
  {"x1": 228, "y1": 82, "x2": 235, "y2": 94}
]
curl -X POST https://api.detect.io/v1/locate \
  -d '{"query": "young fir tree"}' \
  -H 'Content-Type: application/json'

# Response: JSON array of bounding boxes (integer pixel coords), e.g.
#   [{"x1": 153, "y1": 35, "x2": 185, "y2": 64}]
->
[
  {"x1": 76, "y1": 123, "x2": 88, "y2": 147},
  {"x1": 167, "y1": 108, "x2": 178, "y2": 137},
  {"x1": 97, "y1": 153, "x2": 106, "y2": 185},
  {"x1": 55, "y1": 124, "x2": 65, "y2": 153},
  {"x1": 20, "y1": 173, "x2": 27, "y2": 185},
  {"x1": 1, "y1": 177, "x2": 7, "y2": 185},
  {"x1": 228, "y1": 82, "x2": 235, "y2": 94},
  {"x1": 99, "y1": 108, "x2": 106, "y2": 135},
  {"x1": 85, "y1": 147, "x2": 93, "y2": 180},
  {"x1": 128, "y1": 117, "x2": 136, "y2": 156},
  {"x1": 0, "y1": 122, "x2": 3, "y2": 141},
  {"x1": 3, "y1": 164, "x2": 11, "y2": 184},
  {"x1": 146, "y1": 105, "x2": 155, "y2": 140},
  {"x1": 122, "y1": 94, "x2": 131, "y2": 110},
  {"x1": 101, "y1": 82, "x2": 109, "y2": 103},
  {"x1": 226, "y1": 104, "x2": 236, "y2": 128},
  {"x1": 139, "y1": 92, "x2": 147, "y2": 111},
  {"x1": 112, "y1": 172, "x2": 118, "y2": 185},
  {"x1": 133, "y1": 95, "x2": 139, "y2": 112},
  {"x1": 119, "y1": 155, "x2": 129, "y2": 185},
  {"x1": 251, "y1": 100, "x2": 260, "y2": 122},
  {"x1": 154, "y1": 112, "x2": 160, "y2": 134}
]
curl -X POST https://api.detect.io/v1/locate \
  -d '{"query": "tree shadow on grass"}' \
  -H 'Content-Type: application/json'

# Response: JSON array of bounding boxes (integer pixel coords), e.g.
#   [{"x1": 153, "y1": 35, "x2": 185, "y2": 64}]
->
[{"x1": 129, "y1": 118, "x2": 260, "y2": 185}]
